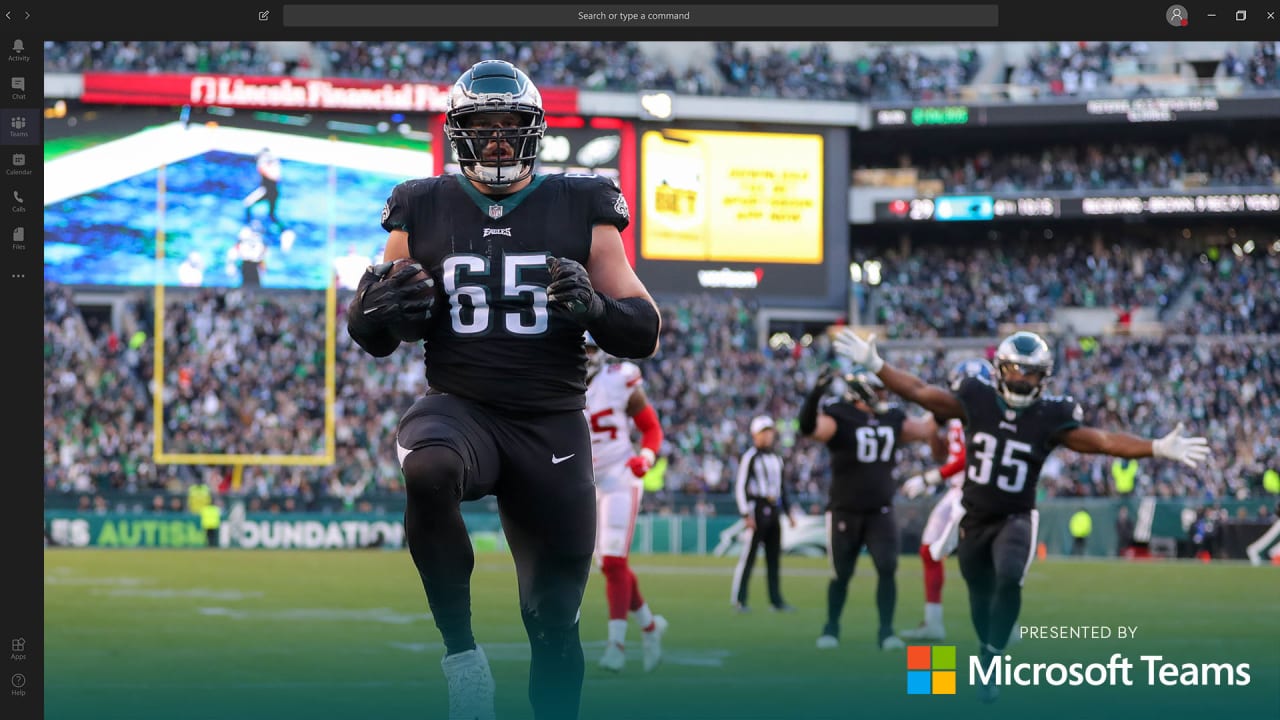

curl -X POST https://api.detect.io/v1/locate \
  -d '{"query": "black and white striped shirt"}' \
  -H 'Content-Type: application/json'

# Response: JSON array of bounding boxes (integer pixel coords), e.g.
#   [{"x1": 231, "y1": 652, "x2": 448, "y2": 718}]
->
[{"x1": 735, "y1": 447, "x2": 789, "y2": 516}]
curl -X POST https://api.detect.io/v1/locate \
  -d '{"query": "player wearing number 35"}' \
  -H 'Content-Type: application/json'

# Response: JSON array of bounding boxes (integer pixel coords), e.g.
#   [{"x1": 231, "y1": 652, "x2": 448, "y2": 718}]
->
[
  {"x1": 832, "y1": 328, "x2": 1210, "y2": 705},
  {"x1": 345, "y1": 59, "x2": 660, "y2": 720}
]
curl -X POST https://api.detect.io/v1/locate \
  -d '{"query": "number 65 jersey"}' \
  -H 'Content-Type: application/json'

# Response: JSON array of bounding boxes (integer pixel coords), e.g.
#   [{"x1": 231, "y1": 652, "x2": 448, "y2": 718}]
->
[
  {"x1": 381, "y1": 173, "x2": 629, "y2": 414},
  {"x1": 954, "y1": 377, "x2": 1083, "y2": 520}
]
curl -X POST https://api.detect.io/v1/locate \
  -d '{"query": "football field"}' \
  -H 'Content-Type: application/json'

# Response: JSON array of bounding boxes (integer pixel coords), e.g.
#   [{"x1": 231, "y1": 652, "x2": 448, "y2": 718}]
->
[{"x1": 45, "y1": 549, "x2": 1280, "y2": 720}]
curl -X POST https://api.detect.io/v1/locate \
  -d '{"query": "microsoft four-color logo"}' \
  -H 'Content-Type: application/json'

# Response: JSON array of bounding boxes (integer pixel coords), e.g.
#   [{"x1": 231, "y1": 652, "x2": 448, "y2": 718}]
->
[{"x1": 907, "y1": 645, "x2": 956, "y2": 695}]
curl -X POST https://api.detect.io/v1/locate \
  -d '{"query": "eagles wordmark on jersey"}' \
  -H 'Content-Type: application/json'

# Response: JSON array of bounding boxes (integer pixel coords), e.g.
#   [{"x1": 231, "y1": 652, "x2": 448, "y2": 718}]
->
[
  {"x1": 954, "y1": 376, "x2": 1083, "y2": 519},
  {"x1": 380, "y1": 172, "x2": 629, "y2": 413}
]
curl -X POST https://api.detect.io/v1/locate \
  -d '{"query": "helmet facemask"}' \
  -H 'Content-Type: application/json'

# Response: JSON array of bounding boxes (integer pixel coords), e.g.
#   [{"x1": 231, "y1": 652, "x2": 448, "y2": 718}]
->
[
  {"x1": 447, "y1": 110, "x2": 545, "y2": 189},
  {"x1": 444, "y1": 60, "x2": 546, "y2": 191},
  {"x1": 994, "y1": 331, "x2": 1053, "y2": 408},
  {"x1": 844, "y1": 371, "x2": 889, "y2": 414}
]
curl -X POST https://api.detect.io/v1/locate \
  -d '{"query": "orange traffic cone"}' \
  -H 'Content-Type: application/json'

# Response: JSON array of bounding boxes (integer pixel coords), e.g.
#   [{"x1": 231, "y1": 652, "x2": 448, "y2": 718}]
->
[
  {"x1": 1036, "y1": 542, "x2": 1047, "y2": 560},
  {"x1": 1196, "y1": 550, "x2": 1211, "y2": 563}
]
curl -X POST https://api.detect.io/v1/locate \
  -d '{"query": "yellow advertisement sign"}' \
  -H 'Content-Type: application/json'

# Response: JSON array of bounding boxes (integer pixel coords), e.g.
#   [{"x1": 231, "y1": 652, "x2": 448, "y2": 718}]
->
[{"x1": 640, "y1": 129, "x2": 824, "y2": 264}]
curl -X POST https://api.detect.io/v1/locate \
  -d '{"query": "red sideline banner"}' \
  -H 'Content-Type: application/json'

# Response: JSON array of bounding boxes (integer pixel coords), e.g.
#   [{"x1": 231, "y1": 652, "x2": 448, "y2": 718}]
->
[{"x1": 81, "y1": 72, "x2": 579, "y2": 115}]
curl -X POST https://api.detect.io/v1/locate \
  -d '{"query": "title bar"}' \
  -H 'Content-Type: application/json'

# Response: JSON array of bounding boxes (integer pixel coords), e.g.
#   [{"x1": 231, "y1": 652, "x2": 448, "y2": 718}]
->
[{"x1": 282, "y1": 4, "x2": 999, "y2": 28}]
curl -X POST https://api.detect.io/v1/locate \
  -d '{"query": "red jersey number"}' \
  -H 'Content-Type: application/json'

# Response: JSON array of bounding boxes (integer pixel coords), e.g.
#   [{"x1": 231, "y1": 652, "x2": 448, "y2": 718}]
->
[{"x1": 590, "y1": 408, "x2": 619, "y2": 440}]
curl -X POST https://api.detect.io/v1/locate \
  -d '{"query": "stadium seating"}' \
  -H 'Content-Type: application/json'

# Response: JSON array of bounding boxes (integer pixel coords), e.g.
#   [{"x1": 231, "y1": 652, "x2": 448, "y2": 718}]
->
[{"x1": 44, "y1": 283, "x2": 1279, "y2": 510}]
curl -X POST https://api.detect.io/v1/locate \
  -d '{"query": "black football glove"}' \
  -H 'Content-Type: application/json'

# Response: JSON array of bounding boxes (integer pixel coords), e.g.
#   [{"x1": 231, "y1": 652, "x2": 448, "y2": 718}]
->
[
  {"x1": 546, "y1": 256, "x2": 605, "y2": 324},
  {"x1": 356, "y1": 260, "x2": 435, "y2": 327}
]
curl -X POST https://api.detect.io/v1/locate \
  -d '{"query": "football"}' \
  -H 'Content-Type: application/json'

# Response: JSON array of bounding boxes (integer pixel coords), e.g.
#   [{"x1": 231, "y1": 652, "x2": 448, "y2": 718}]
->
[{"x1": 387, "y1": 258, "x2": 440, "y2": 343}]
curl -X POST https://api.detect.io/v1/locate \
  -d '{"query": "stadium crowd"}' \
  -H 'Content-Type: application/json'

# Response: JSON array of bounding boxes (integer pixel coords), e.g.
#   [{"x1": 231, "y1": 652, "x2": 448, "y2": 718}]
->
[
  {"x1": 709, "y1": 42, "x2": 982, "y2": 101},
  {"x1": 45, "y1": 268, "x2": 1279, "y2": 513},
  {"x1": 1007, "y1": 41, "x2": 1150, "y2": 97},
  {"x1": 43, "y1": 40, "x2": 1280, "y2": 101},
  {"x1": 864, "y1": 238, "x2": 1199, "y2": 339},
  {"x1": 1169, "y1": 248, "x2": 1280, "y2": 336}
]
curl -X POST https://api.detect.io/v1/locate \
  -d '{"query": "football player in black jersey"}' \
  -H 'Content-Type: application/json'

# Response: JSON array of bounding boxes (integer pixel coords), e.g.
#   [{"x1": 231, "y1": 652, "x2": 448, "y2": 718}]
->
[
  {"x1": 799, "y1": 365, "x2": 939, "y2": 651},
  {"x1": 834, "y1": 328, "x2": 1209, "y2": 703},
  {"x1": 346, "y1": 60, "x2": 660, "y2": 720}
]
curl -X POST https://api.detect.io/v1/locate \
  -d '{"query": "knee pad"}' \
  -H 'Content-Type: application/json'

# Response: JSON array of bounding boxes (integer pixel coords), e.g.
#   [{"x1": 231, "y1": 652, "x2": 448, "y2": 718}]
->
[
  {"x1": 521, "y1": 603, "x2": 581, "y2": 640},
  {"x1": 401, "y1": 445, "x2": 466, "y2": 500},
  {"x1": 600, "y1": 555, "x2": 629, "y2": 582}
]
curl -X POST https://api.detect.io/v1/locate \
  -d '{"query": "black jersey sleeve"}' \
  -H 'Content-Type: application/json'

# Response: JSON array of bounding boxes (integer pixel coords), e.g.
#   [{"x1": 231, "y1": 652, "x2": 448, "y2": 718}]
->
[
  {"x1": 1045, "y1": 396, "x2": 1085, "y2": 447},
  {"x1": 953, "y1": 376, "x2": 989, "y2": 426},
  {"x1": 380, "y1": 178, "x2": 433, "y2": 234},
  {"x1": 582, "y1": 175, "x2": 630, "y2": 232},
  {"x1": 820, "y1": 400, "x2": 847, "y2": 448}
]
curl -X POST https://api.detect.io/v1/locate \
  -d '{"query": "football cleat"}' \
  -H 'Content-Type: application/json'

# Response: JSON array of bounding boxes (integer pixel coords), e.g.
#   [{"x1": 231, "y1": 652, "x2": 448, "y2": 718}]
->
[
  {"x1": 816, "y1": 634, "x2": 839, "y2": 650},
  {"x1": 641, "y1": 615, "x2": 668, "y2": 672},
  {"x1": 598, "y1": 641, "x2": 626, "y2": 672},
  {"x1": 899, "y1": 623, "x2": 946, "y2": 641},
  {"x1": 441, "y1": 646, "x2": 496, "y2": 720},
  {"x1": 976, "y1": 648, "x2": 1001, "y2": 704},
  {"x1": 879, "y1": 636, "x2": 906, "y2": 651}
]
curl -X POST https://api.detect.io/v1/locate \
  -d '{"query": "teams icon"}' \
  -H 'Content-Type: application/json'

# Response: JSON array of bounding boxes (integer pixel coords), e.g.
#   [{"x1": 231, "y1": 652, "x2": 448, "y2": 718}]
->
[{"x1": 907, "y1": 645, "x2": 957, "y2": 695}]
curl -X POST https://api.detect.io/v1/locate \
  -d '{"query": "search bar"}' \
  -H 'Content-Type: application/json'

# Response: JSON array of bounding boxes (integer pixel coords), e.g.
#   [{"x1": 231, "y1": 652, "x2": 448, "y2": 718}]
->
[{"x1": 282, "y1": 4, "x2": 999, "y2": 28}]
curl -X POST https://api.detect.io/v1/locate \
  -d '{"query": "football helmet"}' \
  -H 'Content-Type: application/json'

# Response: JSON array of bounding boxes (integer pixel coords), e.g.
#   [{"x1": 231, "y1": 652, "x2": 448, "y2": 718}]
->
[
  {"x1": 948, "y1": 357, "x2": 995, "y2": 391},
  {"x1": 584, "y1": 332, "x2": 605, "y2": 383},
  {"x1": 993, "y1": 331, "x2": 1053, "y2": 408},
  {"x1": 444, "y1": 60, "x2": 546, "y2": 189},
  {"x1": 844, "y1": 368, "x2": 889, "y2": 414}
]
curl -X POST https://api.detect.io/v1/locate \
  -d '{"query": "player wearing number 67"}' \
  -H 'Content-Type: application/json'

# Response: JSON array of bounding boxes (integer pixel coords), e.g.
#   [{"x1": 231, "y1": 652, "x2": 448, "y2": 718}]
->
[
  {"x1": 832, "y1": 327, "x2": 1210, "y2": 704},
  {"x1": 345, "y1": 59, "x2": 659, "y2": 720},
  {"x1": 798, "y1": 365, "x2": 940, "y2": 652}
]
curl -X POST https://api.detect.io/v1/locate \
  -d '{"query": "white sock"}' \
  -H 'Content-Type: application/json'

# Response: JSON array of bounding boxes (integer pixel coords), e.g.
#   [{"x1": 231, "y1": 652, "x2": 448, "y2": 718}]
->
[
  {"x1": 608, "y1": 619, "x2": 628, "y2": 646},
  {"x1": 924, "y1": 603, "x2": 943, "y2": 627},
  {"x1": 632, "y1": 603, "x2": 655, "y2": 631}
]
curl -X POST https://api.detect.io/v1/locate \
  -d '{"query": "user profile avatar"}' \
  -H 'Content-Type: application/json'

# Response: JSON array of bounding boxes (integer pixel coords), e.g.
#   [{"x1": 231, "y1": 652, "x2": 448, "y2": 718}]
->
[{"x1": 1166, "y1": 4, "x2": 1189, "y2": 26}]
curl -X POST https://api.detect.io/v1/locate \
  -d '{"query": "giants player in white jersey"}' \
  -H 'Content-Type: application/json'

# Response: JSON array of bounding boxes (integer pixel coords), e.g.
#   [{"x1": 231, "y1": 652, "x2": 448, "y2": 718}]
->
[
  {"x1": 900, "y1": 359, "x2": 993, "y2": 641},
  {"x1": 583, "y1": 333, "x2": 668, "y2": 673}
]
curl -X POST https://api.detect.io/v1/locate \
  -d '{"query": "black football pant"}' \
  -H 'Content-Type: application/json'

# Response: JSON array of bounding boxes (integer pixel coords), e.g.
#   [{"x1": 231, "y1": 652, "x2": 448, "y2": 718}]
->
[
  {"x1": 824, "y1": 508, "x2": 899, "y2": 644},
  {"x1": 956, "y1": 510, "x2": 1039, "y2": 653},
  {"x1": 398, "y1": 392, "x2": 596, "y2": 720},
  {"x1": 732, "y1": 503, "x2": 785, "y2": 608}
]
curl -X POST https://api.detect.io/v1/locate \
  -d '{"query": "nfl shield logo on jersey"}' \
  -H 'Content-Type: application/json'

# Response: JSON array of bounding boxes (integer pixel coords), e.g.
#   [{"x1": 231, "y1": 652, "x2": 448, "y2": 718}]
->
[{"x1": 488, "y1": 204, "x2": 504, "y2": 219}]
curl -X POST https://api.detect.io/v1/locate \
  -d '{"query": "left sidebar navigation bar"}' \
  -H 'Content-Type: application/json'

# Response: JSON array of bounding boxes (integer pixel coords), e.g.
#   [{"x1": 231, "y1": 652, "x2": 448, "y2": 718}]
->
[{"x1": 1, "y1": 18, "x2": 42, "y2": 720}]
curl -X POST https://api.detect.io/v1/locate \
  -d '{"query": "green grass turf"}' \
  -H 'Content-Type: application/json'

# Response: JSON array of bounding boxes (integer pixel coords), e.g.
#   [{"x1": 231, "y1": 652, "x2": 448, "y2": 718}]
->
[{"x1": 44, "y1": 550, "x2": 1280, "y2": 720}]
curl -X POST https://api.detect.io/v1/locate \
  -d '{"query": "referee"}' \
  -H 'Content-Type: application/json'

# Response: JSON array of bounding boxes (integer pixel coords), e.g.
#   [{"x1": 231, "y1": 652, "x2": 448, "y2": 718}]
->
[{"x1": 731, "y1": 415, "x2": 796, "y2": 613}]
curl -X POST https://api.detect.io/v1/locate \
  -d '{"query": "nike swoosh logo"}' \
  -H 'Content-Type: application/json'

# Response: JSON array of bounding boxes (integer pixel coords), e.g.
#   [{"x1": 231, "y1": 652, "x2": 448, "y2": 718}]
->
[{"x1": 551, "y1": 454, "x2": 575, "y2": 465}]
